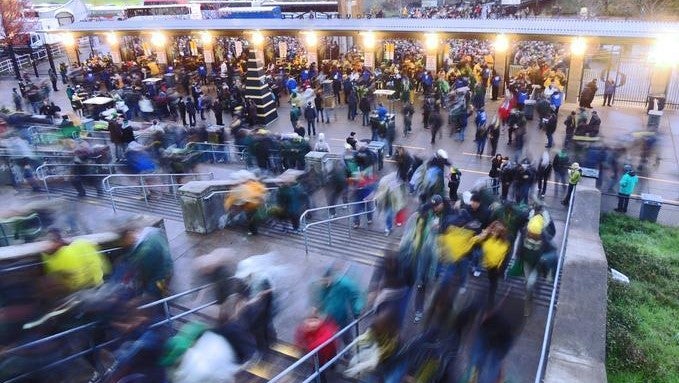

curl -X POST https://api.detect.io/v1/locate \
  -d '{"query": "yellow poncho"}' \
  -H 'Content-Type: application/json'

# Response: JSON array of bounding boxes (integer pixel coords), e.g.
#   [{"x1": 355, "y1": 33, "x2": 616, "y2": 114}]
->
[{"x1": 43, "y1": 239, "x2": 110, "y2": 292}]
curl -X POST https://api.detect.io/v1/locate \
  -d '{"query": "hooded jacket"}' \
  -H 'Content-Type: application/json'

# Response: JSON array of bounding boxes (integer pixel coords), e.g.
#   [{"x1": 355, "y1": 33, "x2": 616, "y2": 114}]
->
[{"x1": 618, "y1": 171, "x2": 639, "y2": 195}]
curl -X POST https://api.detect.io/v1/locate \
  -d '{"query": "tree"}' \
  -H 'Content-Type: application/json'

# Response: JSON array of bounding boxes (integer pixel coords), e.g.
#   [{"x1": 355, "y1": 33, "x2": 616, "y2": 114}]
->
[
  {"x1": 0, "y1": 0, "x2": 30, "y2": 79},
  {"x1": 632, "y1": 0, "x2": 670, "y2": 18}
]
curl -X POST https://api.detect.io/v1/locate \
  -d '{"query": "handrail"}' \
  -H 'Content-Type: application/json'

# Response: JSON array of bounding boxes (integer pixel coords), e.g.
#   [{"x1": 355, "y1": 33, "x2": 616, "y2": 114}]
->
[
  {"x1": 36, "y1": 163, "x2": 124, "y2": 180},
  {"x1": 2, "y1": 282, "x2": 215, "y2": 357},
  {"x1": 0, "y1": 247, "x2": 122, "y2": 274},
  {"x1": 202, "y1": 186, "x2": 279, "y2": 201},
  {"x1": 533, "y1": 185, "x2": 577, "y2": 383},
  {"x1": 2, "y1": 284, "x2": 218, "y2": 383},
  {"x1": 102, "y1": 172, "x2": 214, "y2": 212},
  {"x1": 268, "y1": 308, "x2": 375, "y2": 383},
  {"x1": 0, "y1": 212, "x2": 42, "y2": 244},
  {"x1": 299, "y1": 198, "x2": 377, "y2": 256}
]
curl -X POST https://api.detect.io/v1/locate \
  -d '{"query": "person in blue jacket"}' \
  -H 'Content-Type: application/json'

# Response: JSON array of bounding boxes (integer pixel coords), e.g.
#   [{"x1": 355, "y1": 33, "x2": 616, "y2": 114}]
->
[
  {"x1": 550, "y1": 89, "x2": 563, "y2": 114},
  {"x1": 615, "y1": 165, "x2": 639, "y2": 213}
]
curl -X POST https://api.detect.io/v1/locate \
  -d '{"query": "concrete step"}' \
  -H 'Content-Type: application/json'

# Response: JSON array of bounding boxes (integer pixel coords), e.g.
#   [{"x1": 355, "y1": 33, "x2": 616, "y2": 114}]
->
[
  {"x1": 44, "y1": 184, "x2": 184, "y2": 221},
  {"x1": 258, "y1": 221, "x2": 556, "y2": 306}
]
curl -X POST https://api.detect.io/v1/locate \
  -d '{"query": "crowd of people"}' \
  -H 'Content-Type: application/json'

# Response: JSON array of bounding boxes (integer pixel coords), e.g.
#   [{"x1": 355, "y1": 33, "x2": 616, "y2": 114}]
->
[{"x1": 401, "y1": 2, "x2": 534, "y2": 20}]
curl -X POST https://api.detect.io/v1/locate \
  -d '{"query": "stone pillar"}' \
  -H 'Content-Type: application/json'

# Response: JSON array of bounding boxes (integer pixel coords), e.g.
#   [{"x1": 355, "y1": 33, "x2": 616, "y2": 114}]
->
[
  {"x1": 494, "y1": 47, "x2": 508, "y2": 96},
  {"x1": 566, "y1": 54, "x2": 585, "y2": 103},
  {"x1": 109, "y1": 42, "x2": 123, "y2": 69},
  {"x1": 203, "y1": 41, "x2": 215, "y2": 75},
  {"x1": 649, "y1": 65, "x2": 671, "y2": 95},
  {"x1": 65, "y1": 43, "x2": 81, "y2": 66}
]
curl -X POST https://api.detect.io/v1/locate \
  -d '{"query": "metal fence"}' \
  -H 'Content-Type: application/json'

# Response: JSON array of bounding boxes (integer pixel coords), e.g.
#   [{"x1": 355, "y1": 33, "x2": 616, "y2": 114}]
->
[
  {"x1": 0, "y1": 283, "x2": 217, "y2": 383},
  {"x1": 268, "y1": 309, "x2": 375, "y2": 383},
  {"x1": 0, "y1": 44, "x2": 65, "y2": 77},
  {"x1": 299, "y1": 198, "x2": 376, "y2": 256},
  {"x1": 600, "y1": 192, "x2": 679, "y2": 227},
  {"x1": 102, "y1": 171, "x2": 214, "y2": 212}
]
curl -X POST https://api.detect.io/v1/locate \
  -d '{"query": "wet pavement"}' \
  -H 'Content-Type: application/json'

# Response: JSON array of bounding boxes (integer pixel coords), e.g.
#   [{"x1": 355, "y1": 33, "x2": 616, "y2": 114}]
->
[{"x1": 2, "y1": 46, "x2": 679, "y2": 381}]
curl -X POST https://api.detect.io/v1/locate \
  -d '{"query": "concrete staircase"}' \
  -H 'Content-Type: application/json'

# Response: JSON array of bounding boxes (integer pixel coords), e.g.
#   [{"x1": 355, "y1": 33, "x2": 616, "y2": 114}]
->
[
  {"x1": 42, "y1": 182, "x2": 184, "y2": 221},
  {"x1": 260, "y1": 218, "x2": 556, "y2": 307}
]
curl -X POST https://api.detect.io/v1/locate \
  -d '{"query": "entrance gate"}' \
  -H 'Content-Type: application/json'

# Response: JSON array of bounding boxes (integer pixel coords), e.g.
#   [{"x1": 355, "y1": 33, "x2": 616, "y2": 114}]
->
[{"x1": 581, "y1": 44, "x2": 654, "y2": 107}]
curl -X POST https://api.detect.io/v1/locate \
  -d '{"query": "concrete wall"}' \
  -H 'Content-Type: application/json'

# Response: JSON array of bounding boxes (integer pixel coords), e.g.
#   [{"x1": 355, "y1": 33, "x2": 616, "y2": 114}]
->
[{"x1": 544, "y1": 180, "x2": 608, "y2": 383}]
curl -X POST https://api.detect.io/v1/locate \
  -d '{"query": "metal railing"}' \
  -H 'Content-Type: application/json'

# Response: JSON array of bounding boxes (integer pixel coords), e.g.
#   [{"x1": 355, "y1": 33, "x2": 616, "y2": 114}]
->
[
  {"x1": 534, "y1": 184, "x2": 577, "y2": 383},
  {"x1": 102, "y1": 172, "x2": 214, "y2": 212},
  {"x1": 268, "y1": 308, "x2": 375, "y2": 383},
  {"x1": 299, "y1": 198, "x2": 376, "y2": 256},
  {"x1": 185, "y1": 141, "x2": 249, "y2": 165},
  {"x1": 0, "y1": 44, "x2": 65, "y2": 76},
  {"x1": 1, "y1": 282, "x2": 217, "y2": 383},
  {"x1": 600, "y1": 191, "x2": 678, "y2": 227},
  {"x1": 36, "y1": 163, "x2": 125, "y2": 198},
  {"x1": 0, "y1": 247, "x2": 122, "y2": 275},
  {"x1": 0, "y1": 213, "x2": 42, "y2": 247}
]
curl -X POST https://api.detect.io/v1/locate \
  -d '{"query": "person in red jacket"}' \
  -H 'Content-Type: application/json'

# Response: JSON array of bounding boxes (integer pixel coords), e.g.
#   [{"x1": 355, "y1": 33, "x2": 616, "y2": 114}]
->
[{"x1": 295, "y1": 313, "x2": 339, "y2": 383}]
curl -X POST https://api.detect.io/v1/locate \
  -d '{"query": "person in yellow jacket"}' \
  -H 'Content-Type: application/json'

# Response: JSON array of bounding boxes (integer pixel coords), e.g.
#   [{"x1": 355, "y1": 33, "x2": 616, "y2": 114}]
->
[
  {"x1": 474, "y1": 220, "x2": 511, "y2": 306},
  {"x1": 437, "y1": 211, "x2": 482, "y2": 291},
  {"x1": 42, "y1": 229, "x2": 110, "y2": 294}
]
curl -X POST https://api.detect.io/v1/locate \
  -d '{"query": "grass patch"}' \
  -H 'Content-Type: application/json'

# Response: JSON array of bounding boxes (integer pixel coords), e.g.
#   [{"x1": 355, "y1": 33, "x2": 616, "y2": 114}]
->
[{"x1": 600, "y1": 213, "x2": 679, "y2": 383}]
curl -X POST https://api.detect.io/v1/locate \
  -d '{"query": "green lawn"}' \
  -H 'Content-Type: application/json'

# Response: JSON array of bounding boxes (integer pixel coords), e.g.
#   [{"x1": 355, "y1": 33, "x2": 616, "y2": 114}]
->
[{"x1": 600, "y1": 213, "x2": 679, "y2": 383}]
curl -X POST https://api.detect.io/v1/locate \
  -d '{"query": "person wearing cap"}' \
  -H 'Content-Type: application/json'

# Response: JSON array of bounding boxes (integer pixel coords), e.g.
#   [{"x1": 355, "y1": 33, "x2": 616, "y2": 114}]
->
[
  {"x1": 561, "y1": 162, "x2": 582, "y2": 206},
  {"x1": 516, "y1": 214, "x2": 557, "y2": 316},
  {"x1": 615, "y1": 164, "x2": 638, "y2": 213}
]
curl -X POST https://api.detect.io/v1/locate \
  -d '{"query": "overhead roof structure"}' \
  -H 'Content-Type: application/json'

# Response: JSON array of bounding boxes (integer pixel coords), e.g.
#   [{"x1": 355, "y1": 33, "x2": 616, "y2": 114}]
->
[{"x1": 57, "y1": 17, "x2": 679, "y2": 41}]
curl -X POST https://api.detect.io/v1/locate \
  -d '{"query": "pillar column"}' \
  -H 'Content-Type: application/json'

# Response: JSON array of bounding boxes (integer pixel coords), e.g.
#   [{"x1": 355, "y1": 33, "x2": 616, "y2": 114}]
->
[
  {"x1": 566, "y1": 54, "x2": 584, "y2": 103},
  {"x1": 361, "y1": 32, "x2": 376, "y2": 69},
  {"x1": 203, "y1": 42, "x2": 215, "y2": 75},
  {"x1": 492, "y1": 34, "x2": 510, "y2": 97},
  {"x1": 649, "y1": 66, "x2": 671, "y2": 95},
  {"x1": 424, "y1": 34, "x2": 439, "y2": 73},
  {"x1": 493, "y1": 47, "x2": 508, "y2": 96},
  {"x1": 65, "y1": 42, "x2": 81, "y2": 66}
]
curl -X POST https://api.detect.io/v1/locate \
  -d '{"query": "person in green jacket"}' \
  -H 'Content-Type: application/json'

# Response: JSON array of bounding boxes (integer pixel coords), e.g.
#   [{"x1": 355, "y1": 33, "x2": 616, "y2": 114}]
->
[
  {"x1": 561, "y1": 162, "x2": 582, "y2": 206},
  {"x1": 314, "y1": 267, "x2": 365, "y2": 344},
  {"x1": 117, "y1": 227, "x2": 174, "y2": 298},
  {"x1": 615, "y1": 165, "x2": 639, "y2": 213}
]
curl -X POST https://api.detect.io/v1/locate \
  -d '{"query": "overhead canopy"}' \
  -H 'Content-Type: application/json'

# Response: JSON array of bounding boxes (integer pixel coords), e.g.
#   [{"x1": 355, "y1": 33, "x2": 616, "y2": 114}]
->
[{"x1": 54, "y1": 18, "x2": 679, "y2": 41}]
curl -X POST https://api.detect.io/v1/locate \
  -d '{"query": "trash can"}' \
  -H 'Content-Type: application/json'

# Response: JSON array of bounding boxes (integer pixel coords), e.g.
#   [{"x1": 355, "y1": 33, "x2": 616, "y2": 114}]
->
[
  {"x1": 524, "y1": 99, "x2": 536, "y2": 120},
  {"x1": 368, "y1": 140, "x2": 385, "y2": 171},
  {"x1": 647, "y1": 110, "x2": 663, "y2": 131},
  {"x1": 639, "y1": 193, "x2": 662, "y2": 223},
  {"x1": 647, "y1": 94, "x2": 666, "y2": 112}
]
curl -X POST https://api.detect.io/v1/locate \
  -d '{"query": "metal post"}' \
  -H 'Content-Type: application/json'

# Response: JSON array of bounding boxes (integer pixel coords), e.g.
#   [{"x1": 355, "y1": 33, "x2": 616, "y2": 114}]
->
[
  {"x1": 170, "y1": 174, "x2": 176, "y2": 196},
  {"x1": 7, "y1": 44, "x2": 22, "y2": 80},
  {"x1": 109, "y1": 187, "x2": 118, "y2": 213},
  {"x1": 304, "y1": 230, "x2": 310, "y2": 256},
  {"x1": 29, "y1": 47, "x2": 39, "y2": 78},
  {"x1": 163, "y1": 301, "x2": 172, "y2": 326},
  {"x1": 140, "y1": 176, "x2": 149, "y2": 206},
  {"x1": 347, "y1": 215, "x2": 352, "y2": 239},
  {"x1": 43, "y1": 178, "x2": 50, "y2": 199},
  {"x1": 327, "y1": 218, "x2": 332, "y2": 245},
  {"x1": 313, "y1": 353, "x2": 321, "y2": 383},
  {"x1": 44, "y1": 43, "x2": 56, "y2": 74}
]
